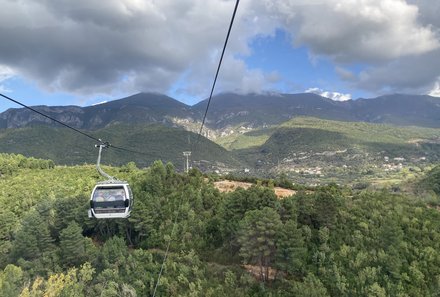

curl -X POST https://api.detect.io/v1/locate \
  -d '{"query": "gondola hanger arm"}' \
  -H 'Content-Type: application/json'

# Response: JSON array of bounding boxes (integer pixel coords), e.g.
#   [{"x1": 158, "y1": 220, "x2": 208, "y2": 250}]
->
[{"x1": 95, "y1": 142, "x2": 116, "y2": 181}]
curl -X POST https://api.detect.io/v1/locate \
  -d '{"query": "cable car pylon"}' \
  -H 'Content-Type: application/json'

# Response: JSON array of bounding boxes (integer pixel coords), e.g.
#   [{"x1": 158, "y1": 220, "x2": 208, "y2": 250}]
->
[{"x1": 183, "y1": 151, "x2": 191, "y2": 173}]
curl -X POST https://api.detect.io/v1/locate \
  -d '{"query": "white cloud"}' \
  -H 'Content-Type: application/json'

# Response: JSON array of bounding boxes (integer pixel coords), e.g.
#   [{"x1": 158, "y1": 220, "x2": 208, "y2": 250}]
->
[
  {"x1": 91, "y1": 100, "x2": 108, "y2": 106},
  {"x1": 0, "y1": 0, "x2": 267, "y2": 98},
  {"x1": 305, "y1": 87, "x2": 351, "y2": 101},
  {"x1": 274, "y1": 0, "x2": 440, "y2": 63},
  {"x1": 356, "y1": 48, "x2": 440, "y2": 94},
  {"x1": 0, "y1": 85, "x2": 11, "y2": 93},
  {"x1": 428, "y1": 79, "x2": 440, "y2": 97},
  {"x1": 0, "y1": 65, "x2": 15, "y2": 82},
  {"x1": 0, "y1": 0, "x2": 439, "y2": 101},
  {"x1": 0, "y1": 65, "x2": 15, "y2": 93},
  {"x1": 272, "y1": 0, "x2": 440, "y2": 96}
]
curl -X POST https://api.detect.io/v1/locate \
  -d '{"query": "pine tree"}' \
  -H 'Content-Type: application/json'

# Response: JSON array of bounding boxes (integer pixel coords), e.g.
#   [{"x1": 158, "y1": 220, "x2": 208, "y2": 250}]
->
[
  {"x1": 237, "y1": 207, "x2": 282, "y2": 282},
  {"x1": 0, "y1": 209, "x2": 18, "y2": 266},
  {"x1": 11, "y1": 211, "x2": 54, "y2": 261},
  {"x1": 288, "y1": 273, "x2": 329, "y2": 297},
  {"x1": 59, "y1": 222, "x2": 86, "y2": 267},
  {"x1": 0, "y1": 264, "x2": 24, "y2": 297},
  {"x1": 276, "y1": 219, "x2": 306, "y2": 276}
]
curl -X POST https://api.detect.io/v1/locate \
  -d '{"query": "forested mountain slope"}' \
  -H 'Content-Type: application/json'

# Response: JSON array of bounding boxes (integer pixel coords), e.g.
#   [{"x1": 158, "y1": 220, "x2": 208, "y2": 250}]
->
[
  {"x1": 0, "y1": 123, "x2": 241, "y2": 170},
  {"x1": 1, "y1": 154, "x2": 440, "y2": 296},
  {"x1": 230, "y1": 117, "x2": 440, "y2": 173}
]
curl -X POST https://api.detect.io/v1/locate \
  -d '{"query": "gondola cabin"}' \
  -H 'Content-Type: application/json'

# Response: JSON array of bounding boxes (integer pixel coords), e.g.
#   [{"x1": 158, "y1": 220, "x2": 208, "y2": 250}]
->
[{"x1": 88, "y1": 181, "x2": 133, "y2": 219}]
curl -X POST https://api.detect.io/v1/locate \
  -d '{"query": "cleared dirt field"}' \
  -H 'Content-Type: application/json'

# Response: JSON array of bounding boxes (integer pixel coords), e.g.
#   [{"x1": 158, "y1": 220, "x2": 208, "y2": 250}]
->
[{"x1": 213, "y1": 180, "x2": 296, "y2": 198}]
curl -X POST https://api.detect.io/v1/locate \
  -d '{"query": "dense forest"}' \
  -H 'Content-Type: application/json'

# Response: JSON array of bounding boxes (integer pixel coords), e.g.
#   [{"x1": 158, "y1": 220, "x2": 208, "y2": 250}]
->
[{"x1": 1, "y1": 153, "x2": 440, "y2": 296}]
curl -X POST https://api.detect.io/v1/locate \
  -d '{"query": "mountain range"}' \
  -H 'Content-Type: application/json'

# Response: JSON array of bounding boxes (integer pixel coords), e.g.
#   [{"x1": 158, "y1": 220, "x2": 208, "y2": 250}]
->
[
  {"x1": 0, "y1": 92, "x2": 439, "y2": 175},
  {"x1": 1, "y1": 92, "x2": 440, "y2": 131}
]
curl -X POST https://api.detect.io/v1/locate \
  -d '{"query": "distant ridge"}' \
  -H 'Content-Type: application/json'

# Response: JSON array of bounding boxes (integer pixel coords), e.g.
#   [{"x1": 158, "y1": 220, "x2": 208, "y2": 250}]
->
[
  {"x1": 350, "y1": 94, "x2": 440, "y2": 127},
  {"x1": 191, "y1": 93, "x2": 356, "y2": 128},
  {"x1": 0, "y1": 93, "x2": 195, "y2": 130},
  {"x1": 0, "y1": 93, "x2": 439, "y2": 173},
  {"x1": 193, "y1": 92, "x2": 440, "y2": 128},
  {"x1": 1, "y1": 92, "x2": 439, "y2": 130}
]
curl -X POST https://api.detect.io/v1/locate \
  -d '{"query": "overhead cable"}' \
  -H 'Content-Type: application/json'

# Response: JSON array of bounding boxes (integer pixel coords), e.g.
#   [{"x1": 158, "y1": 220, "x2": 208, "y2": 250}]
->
[
  {"x1": 0, "y1": 93, "x2": 153, "y2": 157},
  {"x1": 152, "y1": 1, "x2": 240, "y2": 296},
  {"x1": 196, "y1": 0, "x2": 240, "y2": 143},
  {"x1": 152, "y1": 192, "x2": 183, "y2": 297},
  {"x1": 0, "y1": 93, "x2": 101, "y2": 143}
]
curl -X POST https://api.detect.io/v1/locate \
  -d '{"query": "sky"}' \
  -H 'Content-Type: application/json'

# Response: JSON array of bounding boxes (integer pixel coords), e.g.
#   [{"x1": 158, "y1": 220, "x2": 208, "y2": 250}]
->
[{"x1": 0, "y1": 0, "x2": 440, "y2": 112}]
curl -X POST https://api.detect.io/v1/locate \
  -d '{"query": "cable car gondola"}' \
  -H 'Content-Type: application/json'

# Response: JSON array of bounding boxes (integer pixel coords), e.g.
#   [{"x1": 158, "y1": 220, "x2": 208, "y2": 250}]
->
[{"x1": 88, "y1": 143, "x2": 133, "y2": 219}]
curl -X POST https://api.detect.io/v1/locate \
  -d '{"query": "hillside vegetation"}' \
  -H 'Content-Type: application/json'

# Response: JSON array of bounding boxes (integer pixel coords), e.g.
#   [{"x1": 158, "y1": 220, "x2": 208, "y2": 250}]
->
[
  {"x1": 1, "y1": 116, "x2": 439, "y2": 188},
  {"x1": 222, "y1": 117, "x2": 440, "y2": 151},
  {"x1": 418, "y1": 165, "x2": 440, "y2": 197},
  {"x1": 227, "y1": 118, "x2": 440, "y2": 182},
  {"x1": 0, "y1": 123, "x2": 241, "y2": 170},
  {"x1": 1, "y1": 154, "x2": 440, "y2": 296}
]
